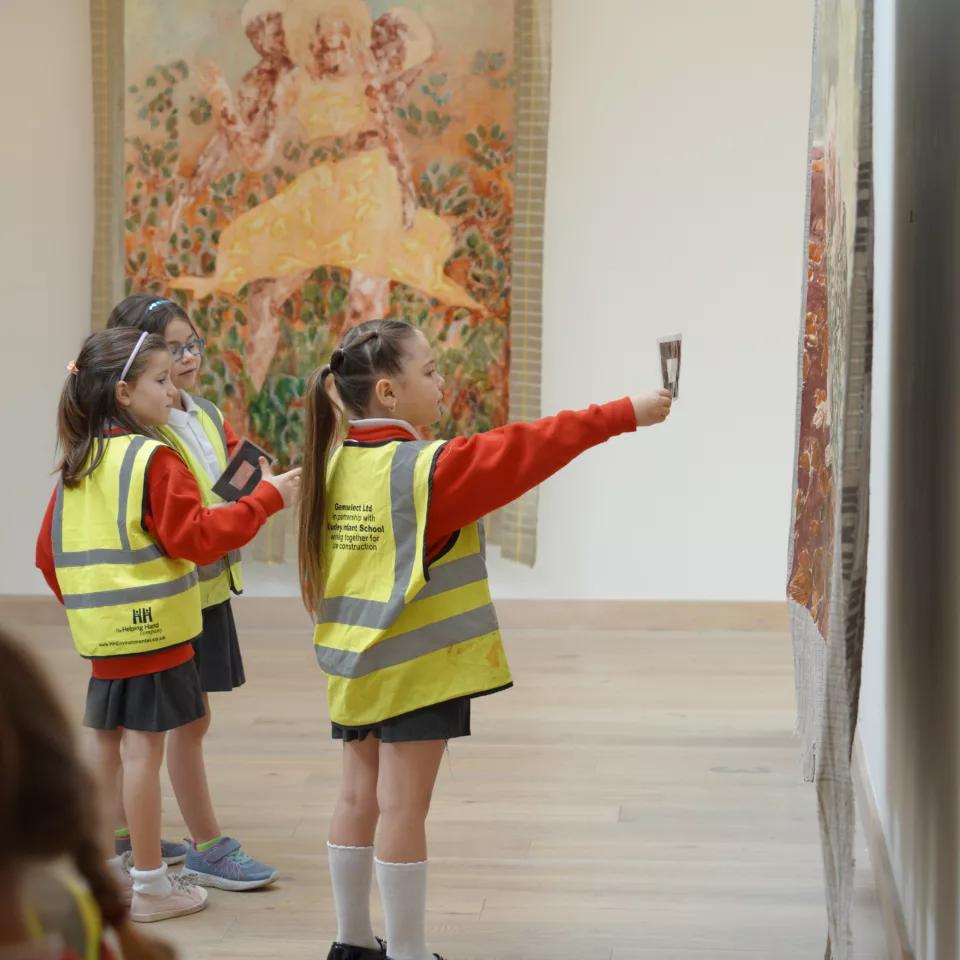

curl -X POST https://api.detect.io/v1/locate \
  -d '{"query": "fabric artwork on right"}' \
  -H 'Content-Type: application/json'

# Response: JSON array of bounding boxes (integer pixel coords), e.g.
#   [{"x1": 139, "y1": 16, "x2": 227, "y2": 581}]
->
[{"x1": 787, "y1": 0, "x2": 874, "y2": 957}]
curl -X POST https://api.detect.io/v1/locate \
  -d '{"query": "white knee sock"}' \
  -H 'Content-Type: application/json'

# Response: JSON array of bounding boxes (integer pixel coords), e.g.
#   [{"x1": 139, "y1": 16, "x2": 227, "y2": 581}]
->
[
  {"x1": 328, "y1": 843, "x2": 380, "y2": 949},
  {"x1": 129, "y1": 864, "x2": 172, "y2": 898},
  {"x1": 376, "y1": 858, "x2": 432, "y2": 960}
]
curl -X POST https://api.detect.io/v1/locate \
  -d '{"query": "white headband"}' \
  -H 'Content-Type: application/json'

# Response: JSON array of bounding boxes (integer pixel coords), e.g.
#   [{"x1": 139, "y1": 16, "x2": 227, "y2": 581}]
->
[{"x1": 120, "y1": 331, "x2": 149, "y2": 382}]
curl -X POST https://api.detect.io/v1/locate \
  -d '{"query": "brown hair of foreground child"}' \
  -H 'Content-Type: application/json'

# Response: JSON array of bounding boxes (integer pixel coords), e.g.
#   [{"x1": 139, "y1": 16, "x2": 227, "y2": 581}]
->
[{"x1": 0, "y1": 626, "x2": 176, "y2": 960}]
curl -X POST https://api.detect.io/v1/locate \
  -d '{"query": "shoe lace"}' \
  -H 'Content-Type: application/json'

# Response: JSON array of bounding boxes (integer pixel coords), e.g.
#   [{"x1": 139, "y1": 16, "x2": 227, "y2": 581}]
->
[{"x1": 170, "y1": 874, "x2": 199, "y2": 893}]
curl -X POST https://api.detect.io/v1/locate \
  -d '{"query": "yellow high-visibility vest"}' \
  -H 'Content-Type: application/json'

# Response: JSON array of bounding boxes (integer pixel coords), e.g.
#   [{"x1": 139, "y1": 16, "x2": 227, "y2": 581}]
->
[
  {"x1": 53, "y1": 434, "x2": 202, "y2": 658},
  {"x1": 159, "y1": 395, "x2": 243, "y2": 608},
  {"x1": 314, "y1": 438, "x2": 512, "y2": 726},
  {"x1": 25, "y1": 867, "x2": 103, "y2": 960}
]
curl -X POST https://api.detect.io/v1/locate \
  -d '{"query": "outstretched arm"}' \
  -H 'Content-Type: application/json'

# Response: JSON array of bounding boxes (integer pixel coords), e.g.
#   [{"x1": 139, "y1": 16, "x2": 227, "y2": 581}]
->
[
  {"x1": 144, "y1": 447, "x2": 284, "y2": 566},
  {"x1": 426, "y1": 399, "x2": 639, "y2": 545},
  {"x1": 424, "y1": 391, "x2": 672, "y2": 547}
]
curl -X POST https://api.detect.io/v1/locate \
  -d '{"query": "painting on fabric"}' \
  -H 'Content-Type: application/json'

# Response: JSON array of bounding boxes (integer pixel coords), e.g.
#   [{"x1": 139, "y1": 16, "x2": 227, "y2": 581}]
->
[
  {"x1": 787, "y1": 1, "x2": 873, "y2": 953},
  {"x1": 788, "y1": 0, "x2": 862, "y2": 638},
  {"x1": 123, "y1": 0, "x2": 516, "y2": 461}
]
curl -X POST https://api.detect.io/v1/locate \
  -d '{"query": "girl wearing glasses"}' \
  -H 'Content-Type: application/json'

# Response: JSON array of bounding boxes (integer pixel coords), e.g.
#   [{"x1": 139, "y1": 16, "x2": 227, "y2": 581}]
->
[{"x1": 105, "y1": 294, "x2": 279, "y2": 894}]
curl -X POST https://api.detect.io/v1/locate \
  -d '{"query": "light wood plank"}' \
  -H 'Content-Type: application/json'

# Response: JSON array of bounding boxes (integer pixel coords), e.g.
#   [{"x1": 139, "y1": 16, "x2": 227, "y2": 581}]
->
[{"x1": 6, "y1": 604, "x2": 887, "y2": 959}]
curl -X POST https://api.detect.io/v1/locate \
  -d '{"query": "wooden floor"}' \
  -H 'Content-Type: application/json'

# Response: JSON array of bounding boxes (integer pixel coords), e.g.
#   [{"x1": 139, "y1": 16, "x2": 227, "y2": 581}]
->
[{"x1": 17, "y1": 609, "x2": 887, "y2": 960}]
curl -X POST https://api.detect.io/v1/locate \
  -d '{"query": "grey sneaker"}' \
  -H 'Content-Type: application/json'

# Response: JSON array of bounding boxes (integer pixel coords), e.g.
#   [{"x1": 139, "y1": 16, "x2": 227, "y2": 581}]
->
[
  {"x1": 114, "y1": 834, "x2": 187, "y2": 866},
  {"x1": 179, "y1": 837, "x2": 279, "y2": 891}
]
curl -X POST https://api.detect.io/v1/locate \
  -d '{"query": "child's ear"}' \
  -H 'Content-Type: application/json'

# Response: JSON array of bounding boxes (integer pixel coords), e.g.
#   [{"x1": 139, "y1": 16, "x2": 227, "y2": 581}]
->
[
  {"x1": 116, "y1": 382, "x2": 133, "y2": 408},
  {"x1": 375, "y1": 377, "x2": 396, "y2": 408}
]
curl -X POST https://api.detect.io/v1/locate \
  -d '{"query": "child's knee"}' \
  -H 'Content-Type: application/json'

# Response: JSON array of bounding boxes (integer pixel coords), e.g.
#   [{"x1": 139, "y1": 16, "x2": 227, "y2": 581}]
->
[
  {"x1": 340, "y1": 782, "x2": 380, "y2": 820},
  {"x1": 377, "y1": 785, "x2": 433, "y2": 821},
  {"x1": 119, "y1": 731, "x2": 165, "y2": 767}
]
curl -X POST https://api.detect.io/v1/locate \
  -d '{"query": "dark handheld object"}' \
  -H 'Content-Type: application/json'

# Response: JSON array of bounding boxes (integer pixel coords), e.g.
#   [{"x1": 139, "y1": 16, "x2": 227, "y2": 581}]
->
[
  {"x1": 211, "y1": 439, "x2": 275, "y2": 502},
  {"x1": 658, "y1": 334, "x2": 682, "y2": 400}
]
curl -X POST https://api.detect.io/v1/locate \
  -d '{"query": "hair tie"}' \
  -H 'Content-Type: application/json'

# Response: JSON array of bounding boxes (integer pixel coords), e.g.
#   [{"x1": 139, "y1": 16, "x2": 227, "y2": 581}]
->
[
  {"x1": 330, "y1": 348, "x2": 345, "y2": 372},
  {"x1": 120, "y1": 331, "x2": 149, "y2": 382},
  {"x1": 66, "y1": 361, "x2": 79, "y2": 376}
]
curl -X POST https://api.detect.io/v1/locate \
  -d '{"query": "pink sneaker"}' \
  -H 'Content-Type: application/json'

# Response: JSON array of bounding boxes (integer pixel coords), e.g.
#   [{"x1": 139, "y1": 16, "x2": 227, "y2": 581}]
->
[{"x1": 131, "y1": 874, "x2": 209, "y2": 923}]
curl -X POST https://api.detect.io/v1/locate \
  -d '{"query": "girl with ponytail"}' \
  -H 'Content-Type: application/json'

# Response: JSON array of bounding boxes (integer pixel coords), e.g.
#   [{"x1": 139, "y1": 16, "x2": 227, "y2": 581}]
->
[
  {"x1": 299, "y1": 318, "x2": 672, "y2": 960},
  {"x1": 35, "y1": 327, "x2": 301, "y2": 922}
]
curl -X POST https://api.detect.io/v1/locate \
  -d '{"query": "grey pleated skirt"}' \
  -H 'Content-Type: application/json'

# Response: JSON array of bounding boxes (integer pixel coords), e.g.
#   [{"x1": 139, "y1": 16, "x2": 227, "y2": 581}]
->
[
  {"x1": 332, "y1": 697, "x2": 472, "y2": 743},
  {"x1": 83, "y1": 656, "x2": 205, "y2": 733},
  {"x1": 192, "y1": 599, "x2": 246, "y2": 693}
]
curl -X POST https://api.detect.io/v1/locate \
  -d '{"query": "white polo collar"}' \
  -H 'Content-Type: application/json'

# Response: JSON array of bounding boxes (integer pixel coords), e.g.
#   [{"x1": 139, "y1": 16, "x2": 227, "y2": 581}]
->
[{"x1": 167, "y1": 391, "x2": 199, "y2": 426}]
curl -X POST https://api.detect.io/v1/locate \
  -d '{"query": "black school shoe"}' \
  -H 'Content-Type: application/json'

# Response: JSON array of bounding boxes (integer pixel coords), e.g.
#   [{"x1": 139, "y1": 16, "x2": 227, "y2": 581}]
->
[{"x1": 326, "y1": 939, "x2": 386, "y2": 960}]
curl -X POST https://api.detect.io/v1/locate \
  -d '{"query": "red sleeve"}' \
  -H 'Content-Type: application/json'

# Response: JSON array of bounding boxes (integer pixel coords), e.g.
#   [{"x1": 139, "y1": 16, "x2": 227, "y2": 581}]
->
[
  {"x1": 35, "y1": 486, "x2": 64, "y2": 603},
  {"x1": 426, "y1": 398, "x2": 637, "y2": 546},
  {"x1": 144, "y1": 447, "x2": 283, "y2": 566},
  {"x1": 223, "y1": 418, "x2": 241, "y2": 458}
]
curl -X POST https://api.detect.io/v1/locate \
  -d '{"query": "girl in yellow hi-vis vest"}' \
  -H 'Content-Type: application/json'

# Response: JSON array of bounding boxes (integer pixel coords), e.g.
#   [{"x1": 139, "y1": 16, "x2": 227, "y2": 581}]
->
[
  {"x1": 297, "y1": 319, "x2": 672, "y2": 960},
  {"x1": 0, "y1": 625, "x2": 176, "y2": 960},
  {"x1": 105, "y1": 294, "x2": 278, "y2": 892},
  {"x1": 35, "y1": 328, "x2": 301, "y2": 923}
]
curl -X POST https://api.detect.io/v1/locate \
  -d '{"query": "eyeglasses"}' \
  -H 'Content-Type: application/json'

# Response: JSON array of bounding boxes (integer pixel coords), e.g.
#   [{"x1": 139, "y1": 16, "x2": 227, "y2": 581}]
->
[{"x1": 169, "y1": 338, "x2": 205, "y2": 362}]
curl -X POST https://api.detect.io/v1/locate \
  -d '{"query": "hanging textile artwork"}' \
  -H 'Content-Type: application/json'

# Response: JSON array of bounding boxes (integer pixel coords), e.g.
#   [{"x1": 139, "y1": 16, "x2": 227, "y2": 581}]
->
[
  {"x1": 91, "y1": 0, "x2": 550, "y2": 564},
  {"x1": 787, "y1": 0, "x2": 873, "y2": 957}
]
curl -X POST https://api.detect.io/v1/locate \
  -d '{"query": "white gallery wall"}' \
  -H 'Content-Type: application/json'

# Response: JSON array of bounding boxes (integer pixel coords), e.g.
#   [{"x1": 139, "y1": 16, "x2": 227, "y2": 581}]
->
[
  {"x1": 0, "y1": 0, "x2": 813, "y2": 601},
  {"x1": 0, "y1": 0, "x2": 94, "y2": 595}
]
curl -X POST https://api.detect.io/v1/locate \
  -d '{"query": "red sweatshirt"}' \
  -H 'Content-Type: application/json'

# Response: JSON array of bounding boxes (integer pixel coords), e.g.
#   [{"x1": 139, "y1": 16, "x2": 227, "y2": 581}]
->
[
  {"x1": 347, "y1": 397, "x2": 638, "y2": 561},
  {"x1": 35, "y1": 434, "x2": 283, "y2": 680},
  {"x1": 223, "y1": 419, "x2": 240, "y2": 458}
]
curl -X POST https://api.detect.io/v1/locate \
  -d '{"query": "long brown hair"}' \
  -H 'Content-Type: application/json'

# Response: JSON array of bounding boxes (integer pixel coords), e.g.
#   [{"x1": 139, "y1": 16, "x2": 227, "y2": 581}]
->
[
  {"x1": 0, "y1": 627, "x2": 174, "y2": 960},
  {"x1": 298, "y1": 319, "x2": 418, "y2": 616},
  {"x1": 57, "y1": 327, "x2": 169, "y2": 488}
]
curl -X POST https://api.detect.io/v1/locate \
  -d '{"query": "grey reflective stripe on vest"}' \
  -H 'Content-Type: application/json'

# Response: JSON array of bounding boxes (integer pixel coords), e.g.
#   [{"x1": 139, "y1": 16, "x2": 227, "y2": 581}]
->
[
  {"x1": 116, "y1": 437, "x2": 147, "y2": 549},
  {"x1": 198, "y1": 550, "x2": 241, "y2": 582},
  {"x1": 198, "y1": 558, "x2": 227, "y2": 582},
  {"x1": 53, "y1": 437, "x2": 167, "y2": 568},
  {"x1": 315, "y1": 440, "x2": 496, "y2": 679},
  {"x1": 316, "y1": 602, "x2": 500, "y2": 679},
  {"x1": 192, "y1": 395, "x2": 228, "y2": 458},
  {"x1": 412, "y1": 552, "x2": 487, "y2": 602},
  {"x1": 54, "y1": 543, "x2": 166, "y2": 567},
  {"x1": 52, "y1": 480, "x2": 65, "y2": 554},
  {"x1": 62, "y1": 569, "x2": 199, "y2": 610}
]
